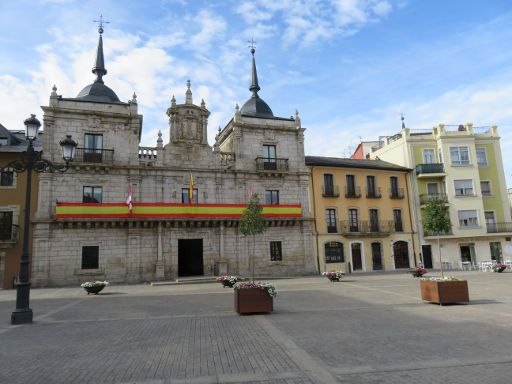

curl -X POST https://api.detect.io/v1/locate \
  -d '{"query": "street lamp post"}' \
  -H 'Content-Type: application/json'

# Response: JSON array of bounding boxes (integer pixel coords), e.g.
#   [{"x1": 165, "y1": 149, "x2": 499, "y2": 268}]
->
[{"x1": 1, "y1": 114, "x2": 77, "y2": 325}]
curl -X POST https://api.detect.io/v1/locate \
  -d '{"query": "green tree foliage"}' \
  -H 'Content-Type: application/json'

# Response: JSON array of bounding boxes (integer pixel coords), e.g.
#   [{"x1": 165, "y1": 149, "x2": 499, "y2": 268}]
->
[
  {"x1": 240, "y1": 193, "x2": 266, "y2": 281},
  {"x1": 423, "y1": 198, "x2": 451, "y2": 235},
  {"x1": 240, "y1": 193, "x2": 266, "y2": 236}
]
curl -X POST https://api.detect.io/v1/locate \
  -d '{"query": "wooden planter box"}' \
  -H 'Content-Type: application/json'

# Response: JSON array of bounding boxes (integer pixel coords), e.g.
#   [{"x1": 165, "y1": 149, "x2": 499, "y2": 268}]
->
[
  {"x1": 234, "y1": 288, "x2": 273, "y2": 314},
  {"x1": 420, "y1": 280, "x2": 469, "y2": 305}
]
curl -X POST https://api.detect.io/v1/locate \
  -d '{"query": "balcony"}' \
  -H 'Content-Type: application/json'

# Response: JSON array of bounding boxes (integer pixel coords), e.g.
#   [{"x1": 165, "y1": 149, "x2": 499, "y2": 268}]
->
[
  {"x1": 255, "y1": 157, "x2": 289, "y2": 173},
  {"x1": 419, "y1": 193, "x2": 448, "y2": 205},
  {"x1": 389, "y1": 188, "x2": 405, "y2": 199},
  {"x1": 322, "y1": 185, "x2": 340, "y2": 197},
  {"x1": 415, "y1": 163, "x2": 445, "y2": 177},
  {"x1": 74, "y1": 148, "x2": 114, "y2": 164},
  {"x1": 366, "y1": 187, "x2": 382, "y2": 199},
  {"x1": 345, "y1": 186, "x2": 361, "y2": 198},
  {"x1": 339, "y1": 220, "x2": 395, "y2": 236},
  {"x1": 139, "y1": 147, "x2": 157, "y2": 166},
  {"x1": 486, "y1": 222, "x2": 512, "y2": 233},
  {"x1": 0, "y1": 224, "x2": 19, "y2": 245},
  {"x1": 423, "y1": 229, "x2": 453, "y2": 237}
]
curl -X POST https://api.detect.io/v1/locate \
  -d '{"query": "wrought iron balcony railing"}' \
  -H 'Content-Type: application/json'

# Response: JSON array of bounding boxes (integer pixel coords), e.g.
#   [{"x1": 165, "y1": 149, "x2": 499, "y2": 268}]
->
[
  {"x1": 486, "y1": 222, "x2": 512, "y2": 233},
  {"x1": 415, "y1": 163, "x2": 445, "y2": 175},
  {"x1": 322, "y1": 185, "x2": 340, "y2": 197},
  {"x1": 366, "y1": 187, "x2": 382, "y2": 198},
  {"x1": 419, "y1": 193, "x2": 448, "y2": 205},
  {"x1": 345, "y1": 186, "x2": 361, "y2": 198},
  {"x1": 0, "y1": 224, "x2": 19, "y2": 242},
  {"x1": 389, "y1": 188, "x2": 405, "y2": 199},
  {"x1": 74, "y1": 148, "x2": 114, "y2": 164},
  {"x1": 255, "y1": 157, "x2": 289, "y2": 172},
  {"x1": 339, "y1": 220, "x2": 395, "y2": 234}
]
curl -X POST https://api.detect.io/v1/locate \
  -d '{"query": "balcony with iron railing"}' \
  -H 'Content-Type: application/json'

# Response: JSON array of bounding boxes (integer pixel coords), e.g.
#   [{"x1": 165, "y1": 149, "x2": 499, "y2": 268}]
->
[
  {"x1": 255, "y1": 157, "x2": 289, "y2": 172},
  {"x1": 486, "y1": 222, "x2": 512, "y2": 233},
  {"x1": 419, "y1": 193, "x2": 448, "y2": 205},
  {"x1": 415, "y1": 163, "x2": 445, "y2": 176},
  {"x1": 345, "y1": 186, "x2": 361, "y2": 198},
  {"x1": 366, "y1": 187, "x2": 382, "y2": 199},
  {"x1": 423, "y1": 228, "x2": 453, "y2": 237},
  {"x1": 389, "y1": 188, "x2": 405, "y2": 199},
  {"x1": 322, "y1": 184, "x2": 340, "y2": 197},
  {"x1": 74, "y1": 148, "x2": 114, "y2": 164},
  {"x1": 339, "y1": 220, "x2": 395, "y2": 235},
  {"x1": 0, "y1": 224, "x2": 19, "y2": 244}
]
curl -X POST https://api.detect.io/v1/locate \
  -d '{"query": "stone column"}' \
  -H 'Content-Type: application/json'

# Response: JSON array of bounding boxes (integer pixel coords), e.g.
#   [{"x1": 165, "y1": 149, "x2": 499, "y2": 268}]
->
[{"x1": 155, "y1": 222, "x2": 165, "y2": 280}]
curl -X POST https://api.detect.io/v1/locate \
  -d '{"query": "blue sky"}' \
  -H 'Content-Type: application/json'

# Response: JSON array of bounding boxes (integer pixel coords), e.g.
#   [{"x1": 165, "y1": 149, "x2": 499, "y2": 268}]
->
[{"x1": 2, "y1": 0, "x2": 512, "y2": 183}]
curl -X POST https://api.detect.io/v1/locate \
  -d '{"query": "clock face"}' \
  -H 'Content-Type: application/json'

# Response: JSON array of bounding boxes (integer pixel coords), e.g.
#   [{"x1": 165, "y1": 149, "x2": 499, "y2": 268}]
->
[{"x1": 505, "y1": 244, "x2": 512, "y2": 255}]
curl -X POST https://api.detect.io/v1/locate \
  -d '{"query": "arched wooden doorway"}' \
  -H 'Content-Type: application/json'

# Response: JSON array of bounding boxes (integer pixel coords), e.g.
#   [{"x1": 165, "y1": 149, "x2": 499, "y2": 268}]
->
[{"x1": 393, "y1": 241, "x2": 410, "y2": 269}]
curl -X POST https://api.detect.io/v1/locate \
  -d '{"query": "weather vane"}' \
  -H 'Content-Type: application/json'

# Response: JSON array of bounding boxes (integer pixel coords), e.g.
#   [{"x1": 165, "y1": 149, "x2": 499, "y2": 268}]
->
[
  {"x1": 401, "y1": 113, "x2": 405, "y2": 129},
  {"x1": 93, "y1": 14, "x2": 110, "y2": 34},
  {"x1": 248, "y1": 38, "x2": 257, "y2": 54}
]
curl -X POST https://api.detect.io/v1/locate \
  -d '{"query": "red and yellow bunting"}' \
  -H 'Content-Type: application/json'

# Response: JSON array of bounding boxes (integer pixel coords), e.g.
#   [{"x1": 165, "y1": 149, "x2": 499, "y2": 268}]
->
[{"x1": 55, "y1": 202, "x2": 302, "y2": 219}]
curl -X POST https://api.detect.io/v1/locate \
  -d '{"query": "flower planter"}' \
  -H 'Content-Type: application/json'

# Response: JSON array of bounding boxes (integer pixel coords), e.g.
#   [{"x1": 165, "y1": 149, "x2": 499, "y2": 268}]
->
[
  {"x1": 410, "y1": 271, "x2": 423, "y2": 278},
  {"x1": 234, "y1": 288, "x2": 273, "y2": 314},
  {"x1": 327, "y1": 276, "x2": 341, "y2": 282},
  {"x1": 493, "y1": 266, "x2": 506, "y2": 273},
  {"x1": 420, "y1": 280, "x2": 469, "y2": 305},
  {"x1": 83, "y1": 285, "x2": 105, "y2": 295}
]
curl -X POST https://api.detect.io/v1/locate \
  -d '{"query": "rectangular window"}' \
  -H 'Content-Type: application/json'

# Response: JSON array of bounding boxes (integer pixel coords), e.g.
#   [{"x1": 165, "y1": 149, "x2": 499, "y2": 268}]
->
[
  {"x1": 270, "y1": 241, "x2": 282, "y2": 261},
  {"x1": 324, "y1": 174, "x2": 334, "y2": 196},
  {"x1": 0, "y1": 137, "x2": 8, "y2": 146},
  {"x1": 325, "y1": 241, "x2": 344, "y2": 263},
  {"x1": 261, "y1": 144, "x2": 277, "y2": 170},
  {"x1": 346, "y1": 175, "x2": 357, "y2": 197},
  {"x1": 454, "y1": 179, "x2": 474, "y2": 196},
  {"x1": 393, "y1": 209, "x2": 403, "y2": 232},
  {"x1": 265, "y1": 190, "x2": 279, "y2": 205},
  {"x1": 423, "y1": 149, "x2": 435, "y2": 164},
  {"x1": 326, "y1": 208, "x2": 337, "y2": 233},
  {"x1": 182, "y1": 188, "x2": 198, "y2": 203},
  {"x1": 83, "y1": 186, "x2": 102, "y2": 203},
  {"x1": 480, "y1": 181, "x2": 492, "y2": 196},
  {"x1": 0, "y1": 211, "x2": 14, "y2": 240},
  {"x1": 369, "y1": 209, "x2": 379, "y2": 232},
  {"x1": 366, "y1": 176, "x2": 378, "y2": 197},
  {"x1": 450, "y1": 146, "x2": 470, "y2": 165},
  {"x1": 427, "y1": 183, "x2": 439, "y2": 196},
  {"x1": 0, "y1": 171, "x2": 14, "y2": 186},
  {"x1": 458, "y1": 210, "x2": 478, "y2": 228},
  {"x1": 84, "y1": 133, "x2": 103, "y2": 162},
  {"x1": 348, "y1": 208, "x2": 359, "y2": 232},
  {"x1": 82, "y1": 246, "x2": 99, "y2": 269},
  {"x1": 476, "y1": 147, "x2": 488, "y2": 166},
  {"x1": 485, "y1": 211, "x2": 496, "y2": 232}
]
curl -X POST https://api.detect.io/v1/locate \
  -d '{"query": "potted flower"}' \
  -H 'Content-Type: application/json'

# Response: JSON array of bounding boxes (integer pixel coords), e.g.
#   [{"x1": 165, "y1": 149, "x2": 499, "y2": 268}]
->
[
  {"x1": 409, "y1": 266, "x2": 427, "y2": 277},
  {"x1": 322, "y1": 271, "x2": 345, "y2": 282},
  {"x1": 81, "y1": 280, "x2": 109, "y2": 295},
  {"x1": 216, "y1": 275, "x2": 243, "y2": 288},
  {"x1": 234, "y1": 281, "x2": 276, "y2": 314},
  {"x1": 420, "y1": 276, "x2": 469, "y2": 305},
  {"x1": 491, "y1": 263, "x2": 507, "y2": 273}
]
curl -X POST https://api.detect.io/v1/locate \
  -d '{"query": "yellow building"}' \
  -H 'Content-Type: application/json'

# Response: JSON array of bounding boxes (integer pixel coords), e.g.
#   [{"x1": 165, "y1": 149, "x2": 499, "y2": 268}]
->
[
  {"x1": 306, "y1": 156, "x2": 419, "y2": 273},
  {"x1": 0, "y1": 125, "x2": 39, "y2": 288}
]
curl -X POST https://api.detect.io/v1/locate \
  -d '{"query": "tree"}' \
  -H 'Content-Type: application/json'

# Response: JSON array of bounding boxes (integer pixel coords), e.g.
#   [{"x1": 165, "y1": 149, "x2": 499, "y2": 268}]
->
[
  {"x1": 422, "y1": 198, "x2": 451, "y2": 278},
  {"x1": 240, "y1": 193, "x2": 266, "y2": 281}
]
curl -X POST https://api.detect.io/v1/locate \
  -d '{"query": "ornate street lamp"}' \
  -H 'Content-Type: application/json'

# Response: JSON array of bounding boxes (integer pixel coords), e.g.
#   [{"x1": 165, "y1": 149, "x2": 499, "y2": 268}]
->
[{"x1": 1, "y1": 114, "x2": 77, "y2": 324}]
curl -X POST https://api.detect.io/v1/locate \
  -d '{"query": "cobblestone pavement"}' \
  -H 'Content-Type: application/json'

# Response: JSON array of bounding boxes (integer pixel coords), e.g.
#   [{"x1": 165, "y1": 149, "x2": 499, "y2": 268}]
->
[{"x1": 0, "y1": 271, "x2": 511, "y2": 383}]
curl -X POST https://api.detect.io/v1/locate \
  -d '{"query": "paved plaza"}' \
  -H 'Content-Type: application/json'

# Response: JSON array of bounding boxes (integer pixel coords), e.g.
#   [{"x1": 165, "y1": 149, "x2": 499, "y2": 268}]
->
[{"x1": 0, "y1": 271, "x2": 511, "y2": 383}]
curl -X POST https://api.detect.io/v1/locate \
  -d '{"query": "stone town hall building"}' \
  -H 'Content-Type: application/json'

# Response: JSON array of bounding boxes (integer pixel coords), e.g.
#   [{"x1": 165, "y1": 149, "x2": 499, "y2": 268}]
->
[{"x1": 31, "y1": 28, "x2": 314, "y2": 286}]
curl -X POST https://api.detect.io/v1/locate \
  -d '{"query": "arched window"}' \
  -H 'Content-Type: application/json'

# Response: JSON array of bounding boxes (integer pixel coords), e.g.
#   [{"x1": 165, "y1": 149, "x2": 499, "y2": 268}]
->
[{"x1": 325, "y1": 242, "x2": 344, "y2": 263}]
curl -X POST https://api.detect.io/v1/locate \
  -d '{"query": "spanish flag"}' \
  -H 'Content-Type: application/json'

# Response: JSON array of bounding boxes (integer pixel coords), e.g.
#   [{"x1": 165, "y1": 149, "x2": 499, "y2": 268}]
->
[{"x1": 189, "y1": 173, "x2": 194, "y2": 203}]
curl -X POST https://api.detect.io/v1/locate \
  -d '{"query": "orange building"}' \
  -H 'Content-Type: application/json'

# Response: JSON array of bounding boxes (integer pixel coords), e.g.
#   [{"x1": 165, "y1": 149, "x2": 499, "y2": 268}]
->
[
  {"x1": 0, "y1": 125, "x2": 39, "y2": 288},
  {"x1": 307, "y1": 156, "x2": 419, "y2": 273}
]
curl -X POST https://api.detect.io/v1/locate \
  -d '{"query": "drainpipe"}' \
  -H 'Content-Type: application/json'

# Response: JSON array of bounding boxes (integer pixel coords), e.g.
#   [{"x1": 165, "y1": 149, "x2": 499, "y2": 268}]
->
[
  {"x1": 404, "y1": 171, "x2": 417, "y2": 266},
  {"x1": 310, "y1": 166, "x2": 321, "y2": 274}
]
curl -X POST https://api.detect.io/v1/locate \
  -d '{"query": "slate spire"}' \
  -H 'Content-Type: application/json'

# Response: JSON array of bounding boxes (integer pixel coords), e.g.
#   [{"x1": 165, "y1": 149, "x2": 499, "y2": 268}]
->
[{"x1": 249, "y1": 45, "x2": 260, "y2": 98}]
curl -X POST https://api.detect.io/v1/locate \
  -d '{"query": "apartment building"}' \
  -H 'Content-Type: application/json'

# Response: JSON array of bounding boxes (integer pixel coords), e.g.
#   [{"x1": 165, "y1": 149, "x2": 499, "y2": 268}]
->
[{"x1": 306, "y1": 156, "x2": 418, "y2": 273}]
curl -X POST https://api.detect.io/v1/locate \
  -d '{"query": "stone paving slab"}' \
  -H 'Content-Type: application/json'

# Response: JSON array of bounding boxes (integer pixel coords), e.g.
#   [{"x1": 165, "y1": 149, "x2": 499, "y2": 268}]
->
[{"x1": 0, "y1": 271, "x2": 511, "y2": 383}]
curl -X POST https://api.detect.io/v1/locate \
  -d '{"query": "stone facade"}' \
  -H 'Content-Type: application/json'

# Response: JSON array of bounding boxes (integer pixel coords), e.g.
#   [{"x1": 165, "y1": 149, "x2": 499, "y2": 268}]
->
[{"x1": 31, "y1": 33, "x2": 314, "y2": 287}]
